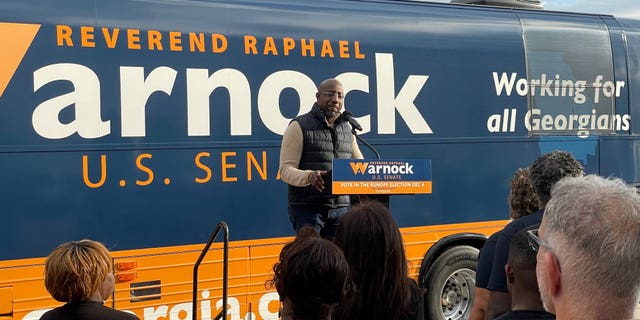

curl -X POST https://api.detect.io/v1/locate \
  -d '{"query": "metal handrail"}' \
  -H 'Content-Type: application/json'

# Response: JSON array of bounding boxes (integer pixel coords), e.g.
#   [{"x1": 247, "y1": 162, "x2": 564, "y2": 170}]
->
[{"x1": 192, "y1": 221, "x2": 229, "y2": 320}]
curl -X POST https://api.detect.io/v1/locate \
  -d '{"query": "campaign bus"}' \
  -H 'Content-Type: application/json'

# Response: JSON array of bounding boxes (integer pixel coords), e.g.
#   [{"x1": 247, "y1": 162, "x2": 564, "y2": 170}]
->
[{"x1": 1, "y1": 0, "x2": 639, "y2": 319}]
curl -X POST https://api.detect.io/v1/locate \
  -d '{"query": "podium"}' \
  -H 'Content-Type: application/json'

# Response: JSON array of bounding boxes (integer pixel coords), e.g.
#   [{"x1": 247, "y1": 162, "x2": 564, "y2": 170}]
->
[{"x1": 331, "y1": 159, "x2": 432, "y2": 208}]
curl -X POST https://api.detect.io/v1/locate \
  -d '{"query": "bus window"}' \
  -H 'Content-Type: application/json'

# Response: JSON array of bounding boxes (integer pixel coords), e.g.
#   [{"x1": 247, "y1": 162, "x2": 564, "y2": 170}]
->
[{"x1": 521, "y1": 17, "x2": 617, "y2": 136}]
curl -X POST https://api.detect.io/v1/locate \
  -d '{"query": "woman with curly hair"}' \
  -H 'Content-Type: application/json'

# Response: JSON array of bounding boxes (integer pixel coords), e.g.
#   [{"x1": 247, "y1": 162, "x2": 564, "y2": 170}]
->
[
  {"x1": 508, "y1": 167, "x2": 539, "y2": 219},
  {"x1": 471, "y1": 167, "x2": 539, "y2": 320}
]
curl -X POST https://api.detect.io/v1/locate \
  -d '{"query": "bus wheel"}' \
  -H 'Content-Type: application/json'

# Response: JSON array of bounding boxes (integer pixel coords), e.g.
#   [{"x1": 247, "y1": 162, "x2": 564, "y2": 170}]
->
[{"x1": 424, "y1": 245, "x2": 478, "y2": 320}]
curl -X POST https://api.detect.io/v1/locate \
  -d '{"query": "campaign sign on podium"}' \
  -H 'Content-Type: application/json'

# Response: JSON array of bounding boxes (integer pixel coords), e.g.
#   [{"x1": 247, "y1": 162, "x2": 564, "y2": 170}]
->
[{"x1": 332, "y1": 159, "x2": 432, "y2": 194}]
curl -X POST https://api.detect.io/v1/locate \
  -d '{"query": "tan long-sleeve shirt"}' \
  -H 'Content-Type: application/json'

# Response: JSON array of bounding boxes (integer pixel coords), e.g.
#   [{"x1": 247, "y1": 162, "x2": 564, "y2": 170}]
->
[{"x1": 279, "y1": 121, "x2": 364, "y2": 187}]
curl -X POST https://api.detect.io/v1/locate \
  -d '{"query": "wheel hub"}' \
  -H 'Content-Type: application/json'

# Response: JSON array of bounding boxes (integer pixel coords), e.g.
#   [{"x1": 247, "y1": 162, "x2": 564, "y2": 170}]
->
[{"x1": 440, "y1": 268, "x2": 475, "y2": 320}]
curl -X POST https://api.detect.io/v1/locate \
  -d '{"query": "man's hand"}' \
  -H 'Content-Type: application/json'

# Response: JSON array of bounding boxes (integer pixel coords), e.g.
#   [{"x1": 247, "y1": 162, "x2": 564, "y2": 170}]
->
[{"x1": 308, "y1": 170, "x2": 327, "y2": 192}]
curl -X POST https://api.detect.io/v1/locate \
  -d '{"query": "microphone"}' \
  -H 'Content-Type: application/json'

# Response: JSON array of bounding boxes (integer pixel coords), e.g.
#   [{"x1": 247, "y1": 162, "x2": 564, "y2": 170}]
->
[{"x1": 341, "y1": 110, "x2": 363, "y2": 131}]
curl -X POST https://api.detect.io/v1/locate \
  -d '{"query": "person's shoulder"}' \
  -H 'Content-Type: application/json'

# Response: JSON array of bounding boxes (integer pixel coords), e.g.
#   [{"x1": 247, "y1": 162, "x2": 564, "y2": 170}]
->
[
  {"x1": 500, "y1": 210, "x2": 543, "y2": 237},
  {"x1": 111, "y1": 310, "x2": 140, "y2": 320},
  {"x1": 406, "y1": 278, "x2": 425, "y2": 320},
  {"x1": 119, "y1": 310, "x2": 140, "y2": 320},
  {"x1": 95, "y1": 304, "x2": 140, "y2": 320},
  {"x1": 294, "y1": 109, "x2": 315, "y2": 121},
  {"x1": 109, "y1": 308, "x2": 140, "y2": 320},
  {"x1": 288, "y1": 118, "x2": 303, "y2": 127},
  {"x1": 493, "y1": 310, "x2": 512, "y2": 320},
  {"x1": 478, "y1": 232, "x2": 500, "y2": 257},
  {"x1": 125, "y1": 312, "x2": 140, "y2": 320},
  {"x1": 38, "y1": 307, "x2": 60, "y2": 320},
  {"x1": 407, "y1": 277, "x2": 424, "y2": 297},
  {"x1": 495, "y1": 310, "x2": 555, "y2": 319},
  {"x1": 519, "y1": 209, "x2": 543, "y2": 225},
  {"x1": 487, "y1": 230, "x2": 502, "y2": 243},
  {"x1": 283, "y1": 119, "x2": 303, "y2": 135}
]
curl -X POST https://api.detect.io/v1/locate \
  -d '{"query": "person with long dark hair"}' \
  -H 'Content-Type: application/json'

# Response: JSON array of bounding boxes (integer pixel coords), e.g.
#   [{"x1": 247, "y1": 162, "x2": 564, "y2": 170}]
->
[{"x1": 332, "y1": 201, "x2": 423, "y2": 320}]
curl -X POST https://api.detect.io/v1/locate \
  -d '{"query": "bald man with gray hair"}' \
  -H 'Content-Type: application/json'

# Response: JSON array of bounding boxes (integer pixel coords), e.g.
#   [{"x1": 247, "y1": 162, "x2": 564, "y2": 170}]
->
[{"x1": 532, "y1": 174, "x2": 640, "y2": 320}]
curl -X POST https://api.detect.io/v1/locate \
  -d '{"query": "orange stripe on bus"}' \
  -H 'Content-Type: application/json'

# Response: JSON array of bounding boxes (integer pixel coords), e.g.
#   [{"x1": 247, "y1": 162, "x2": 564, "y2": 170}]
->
[{"x1": 1, "y1": 220, "x2": 508, "y2": 319}]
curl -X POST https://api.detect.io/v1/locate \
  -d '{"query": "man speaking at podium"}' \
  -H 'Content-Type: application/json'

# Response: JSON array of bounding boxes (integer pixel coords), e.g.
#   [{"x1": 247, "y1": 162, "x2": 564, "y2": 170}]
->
[{"x1": 279, "y1": 78, "x2": 363, "y2": 239}]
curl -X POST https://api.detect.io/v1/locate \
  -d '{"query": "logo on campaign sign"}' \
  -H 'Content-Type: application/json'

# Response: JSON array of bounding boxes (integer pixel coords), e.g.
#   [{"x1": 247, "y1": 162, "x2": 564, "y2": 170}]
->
[
  {"x1": 349, "y1": 162, "x2": 415, "y2": 175},
  {"x1": 332, "y1": 159, "x2": 432, "y2": 194}
]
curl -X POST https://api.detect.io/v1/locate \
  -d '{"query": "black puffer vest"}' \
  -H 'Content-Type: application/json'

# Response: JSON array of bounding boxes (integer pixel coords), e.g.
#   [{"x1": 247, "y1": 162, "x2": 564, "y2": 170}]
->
[{"x1": 288, "y1": 104, "x2": 353, "y2": 207}]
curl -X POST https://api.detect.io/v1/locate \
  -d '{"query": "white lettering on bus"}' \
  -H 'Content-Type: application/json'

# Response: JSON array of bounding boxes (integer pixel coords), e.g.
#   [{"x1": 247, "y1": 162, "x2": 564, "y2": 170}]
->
[
  {"x1": 32, "y1": 63, "x2": 110, "y2": 139},
  {"x1": 492, "y1": 72, "x2": 625, "y2": 105},
  {"x1": 523, "y1": 108, "x2": 630, "y2": 137},
  {"x1": 31, "y1": 53, "x2": 433, "y2": 139},
  {"x1": 22, "y1": 291, "x2": 280, "y2": 320}
]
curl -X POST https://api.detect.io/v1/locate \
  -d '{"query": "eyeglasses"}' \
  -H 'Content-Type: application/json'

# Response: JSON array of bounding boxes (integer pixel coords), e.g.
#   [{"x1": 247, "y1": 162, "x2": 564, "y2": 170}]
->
[
  {"x1": 527, "y1": 228, "x2": 551, "y2": 253},
  {"x1": 321, "y1": 90, "x2": 344, "y2": 99},
  {"x1": 528, "y1": 228, "x2": 563, "y2": 273}
]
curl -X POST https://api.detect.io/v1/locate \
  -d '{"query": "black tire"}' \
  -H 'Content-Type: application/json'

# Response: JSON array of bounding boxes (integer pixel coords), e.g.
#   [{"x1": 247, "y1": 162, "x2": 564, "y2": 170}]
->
[{"x1": 423, "y1": 245, "x2": 478, "y2": 320}]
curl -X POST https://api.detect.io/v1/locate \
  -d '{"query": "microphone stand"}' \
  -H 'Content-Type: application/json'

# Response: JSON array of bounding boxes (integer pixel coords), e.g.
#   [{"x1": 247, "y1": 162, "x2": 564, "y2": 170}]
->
[
  {"x1": 351, "y1": 127, "x2": 380, "y2": 160},
  {"x1": 350, "y1": 126, "x2": 388, "y2": 207}
]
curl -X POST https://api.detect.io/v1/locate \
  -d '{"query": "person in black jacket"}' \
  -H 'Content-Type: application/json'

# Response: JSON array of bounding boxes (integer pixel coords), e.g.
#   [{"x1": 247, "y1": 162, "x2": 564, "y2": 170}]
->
[
  {"x1": 486, "y1": 151, "x2": 583, "y2": 319},
  {"x1": 472, "y1": 167, "x2": 539, "y2": 320},
  {"x1": 279, "y1": 78, "x2": 363, "y2": 239},
  {"x1": 41, "y1": 239, "x2": 139, "y2": 320}
]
